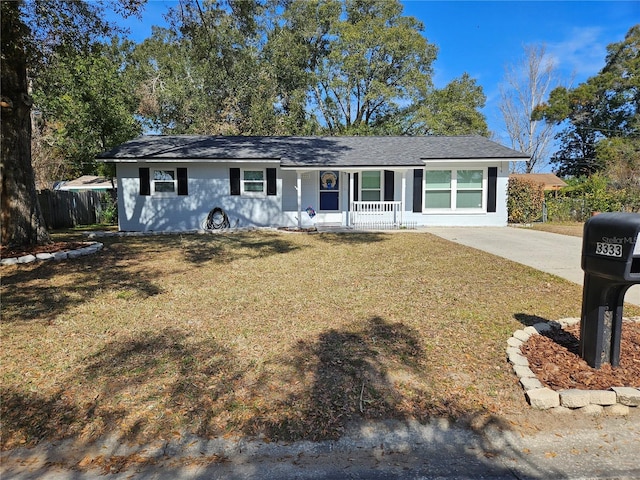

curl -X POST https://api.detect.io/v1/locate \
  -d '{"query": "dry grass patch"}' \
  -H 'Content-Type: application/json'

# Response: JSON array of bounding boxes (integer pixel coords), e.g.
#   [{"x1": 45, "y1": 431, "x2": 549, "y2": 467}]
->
[
  {"x1": 530, "y1": 222, "x2": 584, "y2": 237},
  {"x1": 1, "y1": 231, "x2": 590, "y2": 448}
]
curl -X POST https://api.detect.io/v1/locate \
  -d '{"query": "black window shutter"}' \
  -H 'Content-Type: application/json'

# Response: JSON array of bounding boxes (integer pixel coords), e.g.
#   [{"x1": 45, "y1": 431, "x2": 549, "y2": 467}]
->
[
  {"x1": 230, "y1": 168, "x2": 240, "y2": 195},
  {"x1": 177, "y1": 168, "x2": 188, "y2": 195},
  {"x1": 412, "y1": 169, "x2": 423, "y2": 212},
  {"x1": 384, "y1": 170, "x2": 394, "y2": 201},
  {"x1": 353, "y1": 173, "x2": 359, "y2": 201},
  {"x1": 266, "y1": 168, "x2": 277, "y2": 195},
  {"x1": 139, "y1": 167, "x2": 150, "y2": 196},
  {"x1": 487, "y1": 167, "x2": 497, "y2": 213}
]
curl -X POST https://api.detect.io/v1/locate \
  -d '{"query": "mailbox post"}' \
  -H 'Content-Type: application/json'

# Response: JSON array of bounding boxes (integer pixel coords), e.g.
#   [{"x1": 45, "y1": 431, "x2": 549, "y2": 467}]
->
[{"x1": 580, "y1": 212, "x2": 640, "y2": 368}]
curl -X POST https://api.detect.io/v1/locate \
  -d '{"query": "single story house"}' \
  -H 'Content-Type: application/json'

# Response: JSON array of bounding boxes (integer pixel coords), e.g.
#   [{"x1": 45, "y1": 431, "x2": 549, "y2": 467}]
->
[{"x1": 97, "y1": 135, "x2": 529, "y2": 231}]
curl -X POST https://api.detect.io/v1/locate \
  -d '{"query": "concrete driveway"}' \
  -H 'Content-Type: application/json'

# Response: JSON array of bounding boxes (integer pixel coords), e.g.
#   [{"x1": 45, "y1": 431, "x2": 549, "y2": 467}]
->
[{"x1": 427, "y1": 226, "x2": 640, "y2": 307}]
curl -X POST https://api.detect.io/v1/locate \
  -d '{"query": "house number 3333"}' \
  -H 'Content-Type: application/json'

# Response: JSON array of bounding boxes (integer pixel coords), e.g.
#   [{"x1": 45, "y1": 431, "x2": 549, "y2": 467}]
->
[{"x1": 595, "y1": 242, "x2": 623, "y2": 258}]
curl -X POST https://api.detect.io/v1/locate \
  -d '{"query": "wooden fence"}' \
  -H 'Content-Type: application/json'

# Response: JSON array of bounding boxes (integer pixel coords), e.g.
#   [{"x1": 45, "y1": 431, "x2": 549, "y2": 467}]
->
[{"x1": 38, "y1": 190, "x2": 108, "y2": 229}]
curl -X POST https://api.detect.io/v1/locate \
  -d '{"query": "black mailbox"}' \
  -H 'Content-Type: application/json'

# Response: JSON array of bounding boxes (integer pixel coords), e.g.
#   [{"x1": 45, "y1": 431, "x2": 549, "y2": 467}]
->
[{"x1": 580, "y1": 212, "x2": 640, "y2": 368}]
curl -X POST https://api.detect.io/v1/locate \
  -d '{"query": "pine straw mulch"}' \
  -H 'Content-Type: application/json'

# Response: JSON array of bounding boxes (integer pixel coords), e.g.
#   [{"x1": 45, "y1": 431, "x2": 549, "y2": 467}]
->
[{"x1": 521, "y1": 320, "x2": 640, "y2": 390}]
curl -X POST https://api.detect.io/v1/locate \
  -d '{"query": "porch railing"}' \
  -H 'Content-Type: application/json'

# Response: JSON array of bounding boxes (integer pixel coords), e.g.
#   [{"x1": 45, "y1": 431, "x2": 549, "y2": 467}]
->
[{"x1": 349, "y1": 201, "x2": 403, "y2": 229}]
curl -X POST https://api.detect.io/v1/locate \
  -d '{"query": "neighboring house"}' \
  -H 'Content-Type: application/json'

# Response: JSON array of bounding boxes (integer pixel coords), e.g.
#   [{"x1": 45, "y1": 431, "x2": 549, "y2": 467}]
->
[
  {"x1": 509, "y1": 173, "x2": 567, "y2": 192},
  {"x1": 97, "y1": 135, "x2": 529, "y2": 232},
  {"x1": 55, "y1": 175, "x2": 114, "y2": 192}
]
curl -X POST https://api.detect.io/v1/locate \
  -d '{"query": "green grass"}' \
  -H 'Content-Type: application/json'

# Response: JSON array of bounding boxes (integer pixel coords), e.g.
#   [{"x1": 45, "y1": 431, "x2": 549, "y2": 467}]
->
[{"x1": 1, "y1": 230, "x2": 601, "y2": 448}]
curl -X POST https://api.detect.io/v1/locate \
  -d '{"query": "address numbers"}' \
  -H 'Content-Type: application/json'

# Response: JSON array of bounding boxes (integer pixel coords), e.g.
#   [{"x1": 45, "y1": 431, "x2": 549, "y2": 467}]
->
[{"x1": 595, "y1": 242, "x2": 623, "y2": 258}]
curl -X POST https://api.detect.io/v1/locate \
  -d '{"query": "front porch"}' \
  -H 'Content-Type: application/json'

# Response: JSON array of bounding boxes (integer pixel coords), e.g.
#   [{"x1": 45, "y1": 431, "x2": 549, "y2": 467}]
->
[
  {"x1": 294, "y1": 169, "x2": 412, "y2": 230},
  {"x1": 349, "y1": 200, "x2": 406, "y2": 230}
]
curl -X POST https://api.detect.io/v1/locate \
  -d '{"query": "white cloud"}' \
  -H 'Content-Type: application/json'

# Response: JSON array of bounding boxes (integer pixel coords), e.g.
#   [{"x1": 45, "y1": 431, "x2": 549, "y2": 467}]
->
[{"x1": 546, "y1": 27, "x2": 608, "y2": 83}]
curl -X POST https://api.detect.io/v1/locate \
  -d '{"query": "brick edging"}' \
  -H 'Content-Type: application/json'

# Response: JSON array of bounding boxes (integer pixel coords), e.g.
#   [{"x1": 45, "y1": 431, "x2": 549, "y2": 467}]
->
[
  {"x1": 0, "y1": 242, "x2": 104, "y2": 265},
  {"x1": 508, "y1": 317, "x2": 640, "y2": 414}
]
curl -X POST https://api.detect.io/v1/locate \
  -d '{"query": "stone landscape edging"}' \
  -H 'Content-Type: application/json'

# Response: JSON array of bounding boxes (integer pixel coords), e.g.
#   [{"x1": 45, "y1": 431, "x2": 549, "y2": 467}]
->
[
  {"x1": 508, "y1": 317, "x2": 640, "y2": 414},
  {"x1": 0, "y1": 242, "x2": 104, "y2": 265}
]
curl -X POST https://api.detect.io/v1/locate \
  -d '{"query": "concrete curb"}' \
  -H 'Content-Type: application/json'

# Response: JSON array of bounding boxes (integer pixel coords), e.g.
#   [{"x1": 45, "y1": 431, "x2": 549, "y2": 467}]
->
[{"x1": 508, "y1": 317, "x2": 640, "y2": 413}]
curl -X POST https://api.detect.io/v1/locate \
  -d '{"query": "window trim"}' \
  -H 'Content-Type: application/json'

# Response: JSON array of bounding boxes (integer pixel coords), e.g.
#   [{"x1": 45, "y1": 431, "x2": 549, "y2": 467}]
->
[
  {"x1": 359, "y1": 170, "x2": 382, "y2": 202},
  {"x1": 152, "y1": 168, "x2": 177, "y2": 196},
  {"x1": 423, "y1": 168, "x2": 486, "y2": 212},
  {"x1": 241, "y1": 168, "x2": 266, "y2": 197}
]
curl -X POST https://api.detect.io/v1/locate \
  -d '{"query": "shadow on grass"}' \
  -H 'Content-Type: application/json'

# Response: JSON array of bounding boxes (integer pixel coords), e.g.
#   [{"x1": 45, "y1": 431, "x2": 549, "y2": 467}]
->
[
  {"x1": 513, "y1": 312, "x2": 554, "y2": 327},
  {"x1": 0, "y1": 319, "x2": 565, "y2": 480},
  {"x1": 170, "y1": 232, "x2": 304, "y2": 265},
  {"x1": 82, "y1": 327, "x2": 243, "y2": 440},
  {"x1": 0, "y1": 238, "x2": 162, "y2": 323},
  {"x1": 249, "y1": 316, "x2": 490, "y2": 442},
  {"x1": 0, "y1": 232, "x2": 304, "y2": 323},
  {"x1": 316, "y1": 231, "x2": 389, "y2": 245},
  {"x1": 1, "y1": 318, "x2": 490, "y2": 446}
]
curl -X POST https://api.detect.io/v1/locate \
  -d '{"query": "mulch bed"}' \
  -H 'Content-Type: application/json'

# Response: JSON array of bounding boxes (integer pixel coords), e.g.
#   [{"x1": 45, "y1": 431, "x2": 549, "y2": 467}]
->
[
  {"x1": 0, "y1": 242, "x2": 90, "y2": 259},
  {"x1": 521, "y1": 320, "x2": 640, "y2": 390}
]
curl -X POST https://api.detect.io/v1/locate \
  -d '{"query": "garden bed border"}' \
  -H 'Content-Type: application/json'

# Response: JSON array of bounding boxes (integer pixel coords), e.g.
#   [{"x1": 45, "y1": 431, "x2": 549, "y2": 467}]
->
[{"x1": 508, "y1": 317, "x2": 640, "y2": 414}]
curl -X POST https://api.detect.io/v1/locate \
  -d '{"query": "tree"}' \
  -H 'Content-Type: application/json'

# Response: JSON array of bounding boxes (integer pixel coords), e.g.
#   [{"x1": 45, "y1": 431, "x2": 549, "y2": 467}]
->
[
  {"x1": 32, "y1": 39, "x2": 142, "y2": 183},
  {"x1": 1, "y1": 0, "x2": 144, "y2": 247},
  {"x1": 499, "y1": 44, "x2": 559, "y2": 173},
  {"x1": 261, "y1": 0, "x2": 341, "y2": 135},
  {"x1": 312, "y1": 0, "x2": 437, "y2": 134},
  {"x1": 131, "y1": 0, "x2": 488, "y2": 138},
  {"x1": 1, "y1": 1, "x2": 49, "y2": 246},
  {"x1": 533, "y1": 25, "x2": 640, "y2": 177},
  {"x1": 409, "y1": 73, "x2": 488, "y2": 136},
  {"x1": 132, "y1": 0, "x2": 274, "y2": 135}
]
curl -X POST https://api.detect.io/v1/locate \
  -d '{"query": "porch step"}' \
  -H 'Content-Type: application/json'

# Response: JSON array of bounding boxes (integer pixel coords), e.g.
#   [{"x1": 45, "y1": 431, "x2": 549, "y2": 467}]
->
[{"x1": 316, "y1": 223, "x2": 354, "y2": 233}]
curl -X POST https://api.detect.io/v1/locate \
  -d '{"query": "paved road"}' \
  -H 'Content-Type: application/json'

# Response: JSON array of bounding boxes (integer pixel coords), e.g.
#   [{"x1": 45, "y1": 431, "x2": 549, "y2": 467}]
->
[
  {"x1": 427, "y1": 226, "x2": 640, "y2": 307},
  {"x1": 2, "y1": 414, "x2": 640, "y2": 479}
]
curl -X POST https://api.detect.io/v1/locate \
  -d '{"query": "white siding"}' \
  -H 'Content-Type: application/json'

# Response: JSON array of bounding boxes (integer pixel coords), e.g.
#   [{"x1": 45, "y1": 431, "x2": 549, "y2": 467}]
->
[
  {"x1": 116, "y1": 161, "x2": 511, "y2": 231},
  {"x1": 117, "y1": 162, "x2": 288, "y2": 231},
  {"x1": 404, "y1": 161, "x2": 510, "y2": 227}
]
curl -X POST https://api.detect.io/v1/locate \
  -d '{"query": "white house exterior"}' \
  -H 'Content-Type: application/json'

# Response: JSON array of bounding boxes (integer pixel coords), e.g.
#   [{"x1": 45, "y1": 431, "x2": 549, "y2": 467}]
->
[{"x1": 97, "y1": 135, "x2": 528, "y2": 232}]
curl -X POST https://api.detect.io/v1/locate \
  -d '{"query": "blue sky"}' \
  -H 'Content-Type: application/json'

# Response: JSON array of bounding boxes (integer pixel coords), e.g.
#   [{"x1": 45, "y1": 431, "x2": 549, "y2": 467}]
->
[{"x1": 115, "y1": 1, "x2": 638, "y2": 167}]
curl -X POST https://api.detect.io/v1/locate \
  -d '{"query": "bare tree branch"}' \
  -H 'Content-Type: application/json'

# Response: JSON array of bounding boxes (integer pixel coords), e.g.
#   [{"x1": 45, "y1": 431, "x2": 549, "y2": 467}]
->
[{"x1": 499, "y1": 44, "x2": 560, "y2": 173}]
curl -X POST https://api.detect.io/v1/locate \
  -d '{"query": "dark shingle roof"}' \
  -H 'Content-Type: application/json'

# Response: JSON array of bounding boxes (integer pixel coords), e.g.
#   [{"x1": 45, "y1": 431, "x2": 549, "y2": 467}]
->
[{"x1": 98, "y1": 135, "x2": 528, "y2": 167}]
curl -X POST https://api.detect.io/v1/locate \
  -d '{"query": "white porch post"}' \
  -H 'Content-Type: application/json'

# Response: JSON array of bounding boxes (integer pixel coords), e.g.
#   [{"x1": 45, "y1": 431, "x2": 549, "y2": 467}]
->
[
  {"x1": 401, "y1": 170, "x2": 407, "y2": 226},
  {"x1": 348, "y1": 172, "x2": 354, "y2": 227},
  {"x1": 296, "y1": 172, "x2": 302, "y2": 228}
]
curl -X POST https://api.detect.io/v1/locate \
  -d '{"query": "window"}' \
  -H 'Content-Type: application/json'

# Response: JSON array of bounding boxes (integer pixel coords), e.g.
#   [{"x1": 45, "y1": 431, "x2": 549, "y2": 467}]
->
[
  {"x1": 230, "y1": 168, "x2": 276, "y2": 196},
  {"x1": 424, "y1": 169, "x2": 484, "y2": 210},
  {"x1": 153, "y1": 169, "x2": 176, "y2": 194},
  {"x1": 425, "y1": 170, "x2": 451, "y2": 208},
  {"x1": 139, "y1": 167, "x2": 187, "y2": 196},
  {"x1": 360, "y1": 171, "x2": 381, "y2": 201},
  {"x1": 456, "y1": 170, "x2": 483, "y2": 208},
  {"x1": 242, "y1": 169, "x2": 265, "y2": 195}
]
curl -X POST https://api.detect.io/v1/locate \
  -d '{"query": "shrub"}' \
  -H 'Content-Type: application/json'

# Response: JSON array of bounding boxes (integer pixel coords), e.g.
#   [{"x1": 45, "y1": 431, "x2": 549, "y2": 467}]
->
[
  {"x1": 507, "y1": 177, "x2": 544, "y2": 224},
  {"x1": 99, "y1": 192, "x2": 118, "y2": 225},
  {"x1": 544, "y1": 173, "x2": 640, "y2": 222}
]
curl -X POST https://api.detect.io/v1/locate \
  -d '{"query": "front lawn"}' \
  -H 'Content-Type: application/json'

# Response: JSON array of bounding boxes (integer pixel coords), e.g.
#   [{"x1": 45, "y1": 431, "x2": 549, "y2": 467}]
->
[
  {"x1": 1, "y1": 231, "x2": 585, "y2": 448},
  {"x1": 530, "y1": 221, "x2": 584, "y2": 237}
]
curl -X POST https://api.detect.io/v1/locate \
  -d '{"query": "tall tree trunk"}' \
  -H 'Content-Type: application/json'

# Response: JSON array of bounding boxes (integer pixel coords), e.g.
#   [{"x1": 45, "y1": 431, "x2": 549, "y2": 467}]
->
[{"x1": 1, "y1": 1, "x2": 50, "y2": 247}]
